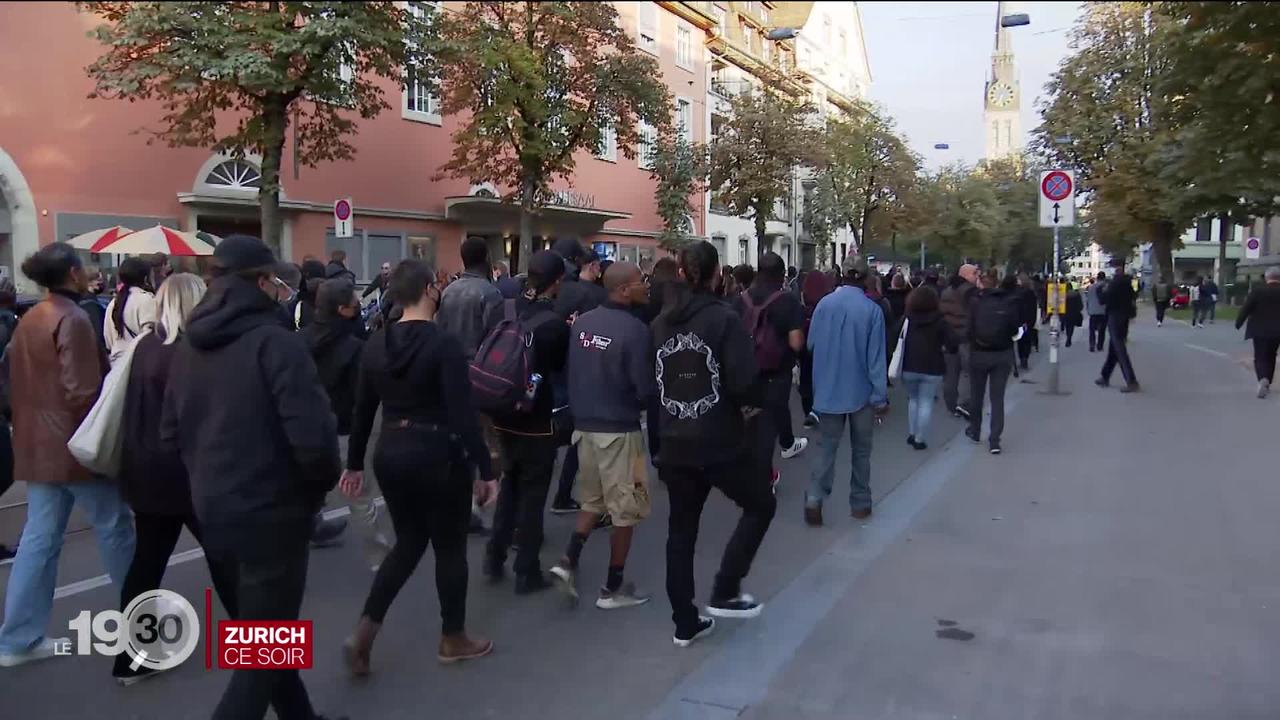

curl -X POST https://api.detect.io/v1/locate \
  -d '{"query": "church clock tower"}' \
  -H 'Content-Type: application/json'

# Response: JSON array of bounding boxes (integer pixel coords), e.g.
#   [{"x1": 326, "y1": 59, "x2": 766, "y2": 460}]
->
[{"x1": 983, "y1": 1, "x2": 1022, "y2": 160}]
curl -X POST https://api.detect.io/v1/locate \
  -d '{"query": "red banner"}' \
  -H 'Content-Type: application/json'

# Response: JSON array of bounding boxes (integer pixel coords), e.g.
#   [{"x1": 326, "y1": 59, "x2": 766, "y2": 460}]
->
[{"x1": 217, "y1": 621, "x2": 313, "y2": 670}]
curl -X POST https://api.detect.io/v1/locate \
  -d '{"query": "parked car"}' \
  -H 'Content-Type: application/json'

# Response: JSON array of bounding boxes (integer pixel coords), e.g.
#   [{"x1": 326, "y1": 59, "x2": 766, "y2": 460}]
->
[{"x1": 1171, "y1": 285, "x2": 1191, "y2": 309}]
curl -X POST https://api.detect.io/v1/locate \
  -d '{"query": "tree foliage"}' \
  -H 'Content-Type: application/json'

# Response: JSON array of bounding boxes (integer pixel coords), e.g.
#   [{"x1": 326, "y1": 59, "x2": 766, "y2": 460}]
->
[
  {"x1": 1036, "y1": 2, "x2": 1189, "y2": 282},
  {"x1": 810, "y1": 110, "x2": 920, "y2": 251},
  {"x1": 649, "y1": 135, "x2": 708, "y2": 252},
  {"x1": 708, "y1": 88, "x2": 814, "y2": 250},
  {"x1": 431, "y1": 1, "x2": 672, "y2": 270},
  {"x1": 82, "y1": 1, "x2": 426, "y2": 250}
]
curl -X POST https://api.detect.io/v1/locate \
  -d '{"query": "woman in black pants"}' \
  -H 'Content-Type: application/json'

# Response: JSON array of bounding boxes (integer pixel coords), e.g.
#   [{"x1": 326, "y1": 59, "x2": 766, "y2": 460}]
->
[
  {"x1": 115, "y1": 273, "x2": 239, "y2": 685},
  {"x1": 340, "y1": 259, "x2": 496, "y2": 675}
]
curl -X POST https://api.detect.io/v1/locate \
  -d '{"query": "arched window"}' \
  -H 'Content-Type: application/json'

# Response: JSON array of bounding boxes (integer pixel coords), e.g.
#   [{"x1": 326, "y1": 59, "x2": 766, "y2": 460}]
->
[{"x1": 204, "y1": 159, "x2": 261, "y2": 191}]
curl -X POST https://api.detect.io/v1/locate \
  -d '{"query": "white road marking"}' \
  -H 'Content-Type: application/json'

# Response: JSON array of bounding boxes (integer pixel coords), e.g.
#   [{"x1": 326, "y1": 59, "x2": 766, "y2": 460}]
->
[
  {"x1": 1185, "y1": 343, "x2": 1230, "y2": 359},
  {"x1": 48, "y1": 501, "x2": 381, "y2": 599}
]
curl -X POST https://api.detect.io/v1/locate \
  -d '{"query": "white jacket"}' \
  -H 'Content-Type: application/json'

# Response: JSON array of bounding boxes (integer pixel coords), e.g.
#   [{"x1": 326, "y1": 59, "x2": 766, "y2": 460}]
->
[{"x1": 104, "y1": 286, "x2": 157, "y2": 365}]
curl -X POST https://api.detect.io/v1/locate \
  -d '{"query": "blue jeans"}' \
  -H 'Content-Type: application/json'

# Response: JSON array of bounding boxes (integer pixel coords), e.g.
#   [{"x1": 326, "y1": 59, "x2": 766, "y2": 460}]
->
[
  {"x1": 0, "y1": 481, "x2": 135, "y2": 654},
  {"x1": 901, "y1": 372, "x2": 943, "y2": 443},
  {"x1": 807, "y1": 407, "x2": 874, "y2": 512}
]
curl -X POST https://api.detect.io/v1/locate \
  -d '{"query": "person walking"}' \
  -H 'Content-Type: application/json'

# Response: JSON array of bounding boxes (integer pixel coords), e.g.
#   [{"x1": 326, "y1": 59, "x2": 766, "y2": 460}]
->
[
  {"x1": 805, "y1": 254, "x2": 888, "y2": 525},
  {"x1": 965, "y1": 269, "x2": 1021, "y2": 455},
  {"x1": 1096, "y1": 258, "x2": 1141, "y2": 393},
  {"x1": 1152, "y1": 278, "x2": 1172, "y2": 326},
  {"x1": 161, "y1": 235, "x2": 344, "y2": 720},
  {"x1": 113, "y1": 273, "x2": 239, "y2": 685},
  {"x1": 482, "y1": 251, "x2": 570, "y2": 595},
  {"x1": 1201, "y1": 277, "x2": 1220, "y2": 325},
  {"x1": 103, "y1": 257, "x2": 157, "y2": 365},
  {"x1": 731, "y1": 252, "x2": 808, "y2": 462},
  {"x1": 437, "y1": 237, "x2": 506, "y2": 533},
  {"x1": 1085, "y1": 272, "x2": 1108, "y2": 351},
  {"x1": 883, "y1": 273, "x2": 910, "y2": 325},
  {"x1": 549, "y1": 261, "x2": 654, "y2": 609},
  {"x1": 326, "y1": 249, "x2": 355, "y2": 281},
  {"x1": 896, "y1": 286, "x2": 958, "y2": 451},
  {"x1": 940, "y1": 264, "x2": 979, "y2": 418},
  {"x1": 303, "y1": 278, "x2": 394, "y2": 569},
  {"x1": 1014, "y1": 273, "x2": 1039, "y2": 371},
  {"x1": 1063, "y1": 281, "x2": 1084, "y2": 348},
  {"x1": 799, "y1": 269, "x2": 836, "y2": 428},
  {"x1": 654, "y1": 241, "x2": 775, "y2": 647},
  {"x1": 1235, "y1": 267, "x2": 1280, "y2": 399},
  {"x1": 0, "y1": 243, "x2": 131, "y2": 669},
  {"x1": 340, "y1": 259, "x2": 495, "y2": 675}
]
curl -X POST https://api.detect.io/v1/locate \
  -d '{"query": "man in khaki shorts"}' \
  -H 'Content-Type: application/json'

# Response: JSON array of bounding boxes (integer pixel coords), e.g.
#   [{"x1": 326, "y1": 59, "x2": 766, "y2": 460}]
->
[{"x1": 550, "y1": 262, "x2": 654, "y2": 609}]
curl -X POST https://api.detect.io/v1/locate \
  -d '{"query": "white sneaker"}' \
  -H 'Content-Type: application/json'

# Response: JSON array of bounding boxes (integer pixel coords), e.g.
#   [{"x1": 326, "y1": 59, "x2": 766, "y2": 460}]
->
[
  {"x1": 0, "y1": 638, "x2": 68, "y2": 668},
  {"x1": 673, "y1": 617, "x2": 716, "y2": 648},
  {"x1": 1156, "y1": 321, "x2": 1163, "y2": 327},
  {"x1": 596, "y1": 582, "x2": 649, "y2": 610},
  {"x1": 781, "y1": 438, "x2": 809, "y2": 460}
]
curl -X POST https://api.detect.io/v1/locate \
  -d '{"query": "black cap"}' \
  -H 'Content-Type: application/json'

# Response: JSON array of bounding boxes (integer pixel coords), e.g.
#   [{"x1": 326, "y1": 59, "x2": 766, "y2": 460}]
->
[
  {"x1": 527, "y1": 250, "x2": 566, "y2": 292},
  {"x1": 213, "y1": 234, "x2": 291, "y2": 276},
  {"x1": 551, "y1": 237, "x2": 586, "y2": 263}
]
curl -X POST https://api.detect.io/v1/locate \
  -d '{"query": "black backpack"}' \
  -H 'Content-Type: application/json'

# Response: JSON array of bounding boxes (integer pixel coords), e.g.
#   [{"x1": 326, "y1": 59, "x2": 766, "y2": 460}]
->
[{"x1": 971, "y1": 295, "x2": 1015, "y2": 351}]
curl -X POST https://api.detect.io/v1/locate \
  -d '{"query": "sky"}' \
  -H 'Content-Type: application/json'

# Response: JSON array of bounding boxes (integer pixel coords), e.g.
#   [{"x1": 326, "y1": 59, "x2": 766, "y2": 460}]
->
[{"x1": 858, "y1": 1, "x2": 1082, "y2": 170}]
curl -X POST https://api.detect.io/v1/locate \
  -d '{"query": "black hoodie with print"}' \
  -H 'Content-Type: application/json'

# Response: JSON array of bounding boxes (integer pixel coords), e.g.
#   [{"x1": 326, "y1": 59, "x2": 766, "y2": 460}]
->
[
  {"x1": 652, "y1": 287, "x2": 761, "y2": 468},
  {"x1": 161, "y1": 275, "x2": 341, "y2": 540},
  {"x1": 346, "y1": 320, "x2": 492, "y2": 480}
]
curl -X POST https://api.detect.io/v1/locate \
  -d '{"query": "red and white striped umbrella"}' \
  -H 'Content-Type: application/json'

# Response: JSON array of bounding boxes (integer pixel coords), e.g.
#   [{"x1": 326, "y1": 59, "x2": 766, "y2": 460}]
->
[
  {"x1": 66, "y1": 225, "x2": 134, "y2": 251},
  {"x1": 68, "y1": 225, "x2": 217, "y2": 256}
]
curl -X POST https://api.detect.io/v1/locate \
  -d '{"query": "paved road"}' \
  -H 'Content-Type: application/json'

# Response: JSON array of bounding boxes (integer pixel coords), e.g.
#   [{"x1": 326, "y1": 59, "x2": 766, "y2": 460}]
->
[{"x1": 1, "y1": 306, "x2": 1274, "y2": 719}]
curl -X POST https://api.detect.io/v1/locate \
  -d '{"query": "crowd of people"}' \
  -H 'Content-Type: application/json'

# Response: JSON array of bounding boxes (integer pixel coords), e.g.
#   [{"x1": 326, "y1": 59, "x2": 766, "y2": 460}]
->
[{"x1": 1, "y1": 221, "x2": 1256, "y2": 719}]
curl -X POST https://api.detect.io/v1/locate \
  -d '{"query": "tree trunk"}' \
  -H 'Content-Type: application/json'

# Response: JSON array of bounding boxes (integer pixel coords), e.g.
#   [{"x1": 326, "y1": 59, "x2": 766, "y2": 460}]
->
[
  {"x1": 859, "y1": 208, "x2": 875, "y2": 252},
  {"x1": 1216, "y1": 212, "x2": 1231, "y2": 289},
  {"x1": 1150, "y1": 221, "x2": 1176, "y2": 285},
  {"x1": 518, "y1": 177, "x2": 536, "y2": 274},
  {"x1": 259, "y1": 93, "x2": 288, "y2": 256},
  {"x1": 753, "y1": 203, "x2": 768, "y2": 259}
]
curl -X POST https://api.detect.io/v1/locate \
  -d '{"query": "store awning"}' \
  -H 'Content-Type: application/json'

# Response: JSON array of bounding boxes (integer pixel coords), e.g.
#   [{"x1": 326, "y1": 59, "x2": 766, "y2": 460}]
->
[{"x1": 444, "y1": 196, "x2": 630, "y2": 236}]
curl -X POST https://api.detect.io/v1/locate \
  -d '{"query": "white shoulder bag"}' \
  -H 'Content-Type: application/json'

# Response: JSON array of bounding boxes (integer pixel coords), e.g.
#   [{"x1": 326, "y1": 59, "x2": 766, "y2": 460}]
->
[
  {"x1": 888, "y1": 318, "x2": 909, "y2": 380},
  {"x1": 68, "y1": 329, "x2": 148, "y2": 476}
]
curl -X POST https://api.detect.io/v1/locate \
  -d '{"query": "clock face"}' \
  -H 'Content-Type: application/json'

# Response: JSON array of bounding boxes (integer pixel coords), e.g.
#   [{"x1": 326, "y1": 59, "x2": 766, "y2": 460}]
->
[{"x1": 988, "y1": 82, "x2": 1015, "y2": 108}]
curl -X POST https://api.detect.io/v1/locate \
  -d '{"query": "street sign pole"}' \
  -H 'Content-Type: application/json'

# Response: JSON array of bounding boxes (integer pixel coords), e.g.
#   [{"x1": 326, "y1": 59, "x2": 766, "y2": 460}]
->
[{"x1": 1048, "y1": 224, "x2": 1064, "y2": 395}]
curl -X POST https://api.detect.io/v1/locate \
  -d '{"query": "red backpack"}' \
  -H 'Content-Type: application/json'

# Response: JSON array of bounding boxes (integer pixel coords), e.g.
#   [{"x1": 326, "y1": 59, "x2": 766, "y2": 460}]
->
[
  {"x1": 469, "y1": 300, "x2": 557, "y2": 415},
  {"x1": 740, "y1": 290, "x2": 787, "y2": 372}
]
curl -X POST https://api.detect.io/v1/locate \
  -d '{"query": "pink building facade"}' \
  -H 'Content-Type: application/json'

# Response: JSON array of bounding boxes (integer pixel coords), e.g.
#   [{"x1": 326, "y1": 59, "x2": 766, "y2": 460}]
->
[{"x1": 0, "y1": 2, "x2": 714, "y2": 291}]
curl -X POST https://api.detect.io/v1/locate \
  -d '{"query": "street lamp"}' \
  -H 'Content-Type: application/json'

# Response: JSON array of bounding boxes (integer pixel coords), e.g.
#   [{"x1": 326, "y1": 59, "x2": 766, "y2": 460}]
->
[
  {"x1": 1000, "y1": 13, "x2": 1030, "y2": 27},
  {"x1": 766, "y1": 27, "x2": 799, "y2": 41}
]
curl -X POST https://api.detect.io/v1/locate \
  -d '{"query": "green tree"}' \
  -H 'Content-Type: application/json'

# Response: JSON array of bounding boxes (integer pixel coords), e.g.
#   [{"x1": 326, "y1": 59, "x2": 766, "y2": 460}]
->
[
  {"x1": 812, "y1": 111, "x2": 920, "y2": 250},
  {"x1": 806, "y1": 174, "x2": 840, "y2": 268},
  {"x1": 1156, "y1": 1, "x2": 1280, "y2": 286},
  {"x1": 1036, "y1": 1, "x2": 1188, "y2": 283},
  {"x1": 82, "y1": 1, "x2": 428, "y2": 251},
  {"x1": 431, "y1": 1, "x2": 671, "y2": 271},
  {"x1": 708, "y1": 89, "x2": 814, "y2": 252},
  {"x1": 917, "y1": 164, "x2": 1007, "y2": 269},
  {"x1": 649, "y1": 135, "x2": 708, "y2": 253}
]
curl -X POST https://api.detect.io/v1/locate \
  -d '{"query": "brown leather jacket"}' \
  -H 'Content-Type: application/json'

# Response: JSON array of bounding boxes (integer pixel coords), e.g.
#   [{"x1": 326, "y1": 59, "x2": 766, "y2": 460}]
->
[{"x1": 8, "y1": 292, "x2": 104, "y2": 484}]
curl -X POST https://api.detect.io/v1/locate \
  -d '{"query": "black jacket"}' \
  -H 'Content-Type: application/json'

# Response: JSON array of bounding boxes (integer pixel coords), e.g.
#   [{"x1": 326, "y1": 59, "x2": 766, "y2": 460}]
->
[
  {"x1": 303, "y1": 317, "x2": 363, "y2": 436},
  {"x1": 884, "y1": 287, "x2": 910, "y2": 325},
  {"x1": 121, "y1": 332, "x2": 191, "y2": 516},
  {"x1": 162, "y1": 275, "x2": 340, "y2": 539},
  {"x1": 1064, "y1": 290, "x2": 1084, "y2": 328},
  {"x1": 1015, "y1": 287, "x2": 1039, "y2": 327},
  {"x1": 568, "y1": 302, "x2": 655, "y2": 433},
  {"x1": 554, "y1": 275, "x2": 607, "y2": 321},
  {"x1": 653, "y1": 288, "x2": 760, "y2": 467},
  {"x1": 894, "y1": 310, "x2": 958, "y2": 377},
  {"x1": 1103, "y1": 272, "x2": 1137, "y2": 321},
  {"x1": 1237, "y1": 283, "x2": 1280, "y2": 340},
  {"x1": 347, "y1": 320, "x2": 493, "y2": 479},
  {"x1": 482, "y1": 296, "x2": 569, "y2": 436}
]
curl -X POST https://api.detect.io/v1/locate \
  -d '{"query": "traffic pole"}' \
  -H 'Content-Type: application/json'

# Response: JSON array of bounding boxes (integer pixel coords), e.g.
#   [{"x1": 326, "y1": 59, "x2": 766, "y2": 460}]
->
[{"x1": 1045, "y1": 224, "x2": 1069, "y2": 395}]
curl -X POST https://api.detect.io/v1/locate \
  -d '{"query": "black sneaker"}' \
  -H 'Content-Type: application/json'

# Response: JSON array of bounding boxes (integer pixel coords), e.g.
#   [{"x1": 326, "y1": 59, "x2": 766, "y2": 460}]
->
[
  {"x1": 1094, "y1": 377, "x2": 1110, "y2": 388},
  {"x1": 595, "y1": 514, "x2": 612, "y2": 530},
  {"x1": 673, "y1": 616, "x2": 716, "y2": 648},
  {"x1": 550, "y1": 500, "x2": 580, "y2": 515},
  {"x1": 964, "y1": 427, "x2": 981, "y2": 444},
  {"x1": 483, "y1": 553, "x2": 506, "y2": 583},
  {"x1": 468, "y1": 512, "x2": 490, "y2": 536},
  {"x1": 802, "y1": 412, "x2": 819, "y2": 429},
  {"x1": 707, "y1": 593, "x2": 763, "y2": 619},
  {"x1": 955, "y1": 405, "x2": 972, "y2": 419},
  {"x1": 310, "y1": 516, "x2": 347, "y2": 548},
  {"x1": 0, "y1": 544, "x2": 16, "y2": 566},
  {"x1": 989, "y1": 440, "x2": 1002, "y2": 455},
  {"x1": 514, "y1": 572, "x2": 552, "y2": 595},
  {"x1": 113, "y1": 665, "x2": 171, "y2": 687}
]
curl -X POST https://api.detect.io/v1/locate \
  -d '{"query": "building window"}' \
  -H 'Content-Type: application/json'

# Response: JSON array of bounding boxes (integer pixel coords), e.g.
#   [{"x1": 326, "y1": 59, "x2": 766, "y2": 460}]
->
[
  {"x1": 824, "y1": 15, "x2": 832, "y2": 45},
  {"x1": 637, "y1": 120, "x2": 657, "y2": 170},
  {"x1": 676, "y1": 23, "x2": 693, "y2": 70},
  {"x1": 594, "y1": 121, "x2": 617, "y2": 162},
  {"x1": 403, "y1": 1, "x2": 441, "y2": 123},
  {"x1": 1004, "y1": 120, "x2": 1012, "y2": 149},
  {"x1": 760, "y1": 5, "x2": 768, "y2": 25},
  {"x1": 713, "y1": 4, "x2": 726, "y2": 36},
  {"x1": 991, "y1": 121, "x2": 999, "y2": 148},
  {"x1": 1195, "y1": 217, "x2": 1213, "y2": 242},
  {"x1": 762, "y1": 38, "x2": 772, "y2": 63},
  {"x1": 204, "y1": 159, "x2": 261, "y2": 190},
  {"x1": 740, "y1": 19, "x2": 753, "y2": 54},
  {"x1": 637, "y1": 2, "x2": 659, "y2": 55},
  {"x1": 676, "y1": 98, "x2": 693, "y2": 143}
]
